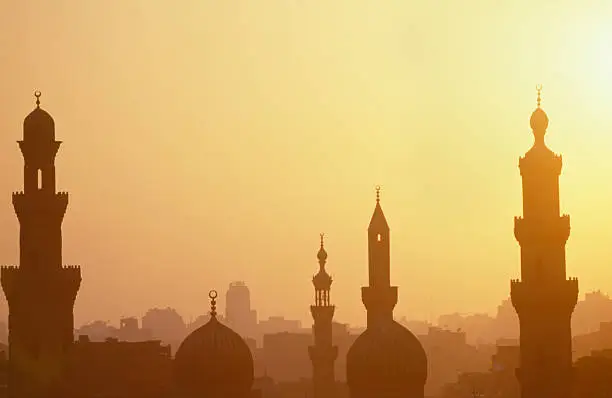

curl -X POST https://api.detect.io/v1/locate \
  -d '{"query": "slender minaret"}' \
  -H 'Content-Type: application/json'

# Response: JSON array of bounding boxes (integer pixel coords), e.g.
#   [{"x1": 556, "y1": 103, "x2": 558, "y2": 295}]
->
[
  {"x1": 1, "y1": 92, "x2": 81, "y2": 398},
  {"x1": 308, "y1": 234, "x2": 338, "y2": 398},
  {"x1": 362, "y1": 186, "x2": 397, "y2": 328},
  {"x1": 510, "y1": 86, "x2": 578, "y2": 398}
]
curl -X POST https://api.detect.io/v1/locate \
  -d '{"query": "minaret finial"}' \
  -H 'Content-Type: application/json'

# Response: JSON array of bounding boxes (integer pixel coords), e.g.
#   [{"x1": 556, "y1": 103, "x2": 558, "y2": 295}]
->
[
  {"x1": 375, "y1": 185, "x2": 381, "y2": 203},
  {"x1": 320, "y1": 233, "x2": 325, "y2": 249},
  {"x1": 209, "y1": 290, "x2": 218, "y2": 318},
  {"x1": 536, "y1": 84, "x2": 542, "y2": 108},
  {"x1": 34, "y1": 91, "x2": 41, "y2": 108}
]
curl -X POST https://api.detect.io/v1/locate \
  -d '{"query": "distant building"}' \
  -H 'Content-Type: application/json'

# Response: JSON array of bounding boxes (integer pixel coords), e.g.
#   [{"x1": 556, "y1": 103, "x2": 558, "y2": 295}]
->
[
  {"x1": 226, "y1": 281, "x2": 258, "y2": 340},
  {"x1": 63, "y1": 335, "x2": 172, "y2": 398},
  {"x1": 263, "y1": 332, "x2": 311, "y2": 382}
]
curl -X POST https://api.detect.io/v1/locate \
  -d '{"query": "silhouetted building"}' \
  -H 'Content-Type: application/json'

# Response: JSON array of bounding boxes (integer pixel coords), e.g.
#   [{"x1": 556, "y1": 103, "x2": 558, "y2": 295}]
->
[
  {"x1": 346, "y1": 188, "x2": 428, "y2": 398},
  {"x1": 1, "y1": 92, "x2": 81, "y2": 398},
  {"x1": 63, "y1": 335, "x2": 172, "y2": 398},
  {"x1": 308, "y1": 234, "x2": 338, "y2": 398},
  {"x1": 263, "y1": 332, "x2": 311, "y2": 382},
  {"x1": 510, "y1": 87, "x2": 578, "y2": 398},
  {"x1": 226, "y1": 282, "x2": 258, "y2": 340},
  {"x1": 174, "y1": 290, "x2": 254, "y2": 398},
  {"x1": 418, "y1": 326, "x2": 491, "y2": 396}
]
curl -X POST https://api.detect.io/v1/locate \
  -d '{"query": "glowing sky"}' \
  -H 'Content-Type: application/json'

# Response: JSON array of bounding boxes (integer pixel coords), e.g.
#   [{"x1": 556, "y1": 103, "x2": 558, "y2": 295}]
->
[{"x1": 1, "y1": 1, "x2": 612, "y2": 327}]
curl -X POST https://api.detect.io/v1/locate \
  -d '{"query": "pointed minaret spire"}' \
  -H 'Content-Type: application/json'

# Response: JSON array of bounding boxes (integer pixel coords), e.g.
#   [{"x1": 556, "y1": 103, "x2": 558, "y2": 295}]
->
[
  {"x1": 369, "y1": 185, "x2": 389, "y2": 231},
  {"x1": 209, "y1": 290, "x2": 218, "y2": 318},
  {"x1": 536, "y1": 84, "x2": 542, "y2": 108},
  {"x1": 364, "y1": 185, "x2": 395, "y2": 325}
]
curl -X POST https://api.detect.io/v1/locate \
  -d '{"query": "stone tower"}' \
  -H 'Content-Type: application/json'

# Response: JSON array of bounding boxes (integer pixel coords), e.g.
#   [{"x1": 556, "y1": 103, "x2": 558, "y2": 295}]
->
[
  {"x1": 346, "y1": 187, "x2": 427, "y2": 398},
  {"x1": 308, "y1": 234, "x2": 338, "y2": 398},
  {"x1": 510, "y1": 86, "x2": 578, "y2": 398},
  {"x1": 362, "y1": 186, "x2": 396, "y2": 328},
  {"x1": 1, "y1": 92, "x2": 81, "y2": 398}
]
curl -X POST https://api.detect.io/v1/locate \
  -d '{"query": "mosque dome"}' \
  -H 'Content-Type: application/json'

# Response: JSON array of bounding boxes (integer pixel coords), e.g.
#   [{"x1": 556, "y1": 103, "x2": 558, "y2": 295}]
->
[
  {"x1": 23, "y1": 91, "x2": 55, "y2": 141},
  {"x1": 174, "y1": 291, "x2": 254, "y2": 398},
  {"x1": 346, "y1": 320, "x2": 428, "y2": 396}
]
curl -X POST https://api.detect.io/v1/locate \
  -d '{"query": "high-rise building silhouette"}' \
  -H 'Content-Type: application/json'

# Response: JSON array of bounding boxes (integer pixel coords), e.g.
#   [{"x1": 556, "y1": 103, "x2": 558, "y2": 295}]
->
[
  {"x1": 308, "y1": 234, "x2": 338, "y2": 398},
  {"x1": 1, "y1": 92, "x2": 81, "y2": 398},
  {"x1": 226, "y1": 281, "x2": 257, "y2": 339},
  {"x1": 510, "y1": 86, "x2": 578, "y2": 398},
  {"x1": 346, "y1": 187, "x2": 427, "y2": 398}
]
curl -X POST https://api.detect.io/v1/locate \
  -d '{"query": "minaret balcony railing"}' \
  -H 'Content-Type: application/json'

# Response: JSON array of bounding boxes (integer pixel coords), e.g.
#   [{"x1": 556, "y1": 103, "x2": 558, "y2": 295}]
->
[{"x1": 514, "y1": 214, "x2": 570, "y2": 244}]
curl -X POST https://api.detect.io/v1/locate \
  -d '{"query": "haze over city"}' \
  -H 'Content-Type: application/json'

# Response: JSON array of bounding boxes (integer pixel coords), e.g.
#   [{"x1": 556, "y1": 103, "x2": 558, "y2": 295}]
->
[{"x1": 2, "y1": 1, "x2": 612, "y2": 329}]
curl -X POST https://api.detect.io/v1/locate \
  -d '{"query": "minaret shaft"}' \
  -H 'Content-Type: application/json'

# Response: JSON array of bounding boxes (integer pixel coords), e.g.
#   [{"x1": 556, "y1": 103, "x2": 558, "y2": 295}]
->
[{"x1": 510, "y1": 89, "x2": 578, "y2": 398}]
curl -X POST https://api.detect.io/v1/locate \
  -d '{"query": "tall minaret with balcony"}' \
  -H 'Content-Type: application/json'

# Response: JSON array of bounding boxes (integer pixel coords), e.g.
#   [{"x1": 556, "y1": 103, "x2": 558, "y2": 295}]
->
[
  {"x1": 308, "y1": 234, "x2": 338, "y2": 398},
  {"x1": 510, "y1": 86, "x2": 578, "y2": 398},
  {"x1": 1, "y1": 92, "x2": 81, "y2": 398}
]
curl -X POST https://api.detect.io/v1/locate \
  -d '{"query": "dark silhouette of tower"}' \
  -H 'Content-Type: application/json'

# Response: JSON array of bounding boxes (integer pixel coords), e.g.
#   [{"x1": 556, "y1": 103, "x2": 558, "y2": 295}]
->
[
  {"x1": 308, "y1": 234, "x2": 337, "y2": 398},
  {"x1": 346, "y1": 187, "x2": 427, "y2": 398},
  {"x1": 1, "y1": 92, "x2": 81, "y2": 398},
  {"x1": 363, "y1": 187, "x2": 394, "y2": 328},
  {"x1": 510, "y1": 86, "x2": 578, "y2": 398}
]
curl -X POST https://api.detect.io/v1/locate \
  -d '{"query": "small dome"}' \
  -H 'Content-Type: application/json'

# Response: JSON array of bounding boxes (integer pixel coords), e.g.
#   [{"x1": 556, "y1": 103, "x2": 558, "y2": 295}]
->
[
  {"x1": 317, "y1": 246, "x2": 328, "y2": 261},
  {"x1": 347, "y1": 321, "x2": 427, "y2": 396},
  {"x1": 530, "y1": 107, "x2": 548, "y2": 133},
  {"x1": 174, "y1": 316, "x2": 254, "y2": 397},
  {"x1": 24, "y1": 107, "x2": 55, "y2": 141}
]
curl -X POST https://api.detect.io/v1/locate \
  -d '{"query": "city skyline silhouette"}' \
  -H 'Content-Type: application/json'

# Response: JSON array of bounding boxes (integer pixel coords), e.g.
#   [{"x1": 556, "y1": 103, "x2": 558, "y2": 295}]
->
[{"x1": 3, "y1": 2, "x2": 612, "y2": 328}]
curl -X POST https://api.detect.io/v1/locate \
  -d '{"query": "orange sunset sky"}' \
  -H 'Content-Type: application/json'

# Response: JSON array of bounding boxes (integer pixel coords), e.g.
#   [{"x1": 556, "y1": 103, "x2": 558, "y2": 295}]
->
[{"x1": 1, "y1": 1, "x2": 612, "y2": 327}]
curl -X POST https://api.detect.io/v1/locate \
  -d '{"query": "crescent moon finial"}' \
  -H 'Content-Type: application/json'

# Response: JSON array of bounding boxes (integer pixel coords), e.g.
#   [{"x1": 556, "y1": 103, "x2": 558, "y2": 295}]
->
[
  {"x1": 34, "y1": 91, "x2": 41, "y2": 108},
  {"x1": 208, "y1": 289, "x2": 218, "y2": 318}
]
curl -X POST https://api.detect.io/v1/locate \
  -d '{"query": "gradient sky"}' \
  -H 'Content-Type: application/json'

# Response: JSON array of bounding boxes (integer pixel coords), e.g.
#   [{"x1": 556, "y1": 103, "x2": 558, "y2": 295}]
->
[{"x1": 1, "y1": 1, "x2": 612, "y2": 327}]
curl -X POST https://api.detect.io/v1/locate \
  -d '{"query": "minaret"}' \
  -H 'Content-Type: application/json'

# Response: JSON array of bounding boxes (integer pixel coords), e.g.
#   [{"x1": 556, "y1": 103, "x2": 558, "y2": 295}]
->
[
  {"x1": 1, "y1": 92, "x2": 81, "y2": 398},
  {"x1": 362, "y1": 186, "x2": 397, "y2": 327},
  {"x1": 308, "y1": 234, "x2": 338, "y2": 398},
  {"x1": 510, "y1": 86, "x2": 578, "y2": 398}
]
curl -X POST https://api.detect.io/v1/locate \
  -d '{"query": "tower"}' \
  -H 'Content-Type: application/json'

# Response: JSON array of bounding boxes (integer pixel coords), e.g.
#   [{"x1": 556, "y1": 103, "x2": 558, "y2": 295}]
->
[
  {"x1": 1, "y1": 92, "x2": 81, "y2": 398},
  {"x1": 362, "y1": 186, "x2": 396, "y2": 327},
  {"x1": 510, "y1": 86, "x2": 578, "y2": 398},
  {"x1": 308, "y1": 234, "x2": 338, "y2": 398},
  {"x1": 346, "y1": 187, "x2": 427, "y2": 398},
  {"x1": 225, "y1": 281, "x2": 257, "y2": 339}
]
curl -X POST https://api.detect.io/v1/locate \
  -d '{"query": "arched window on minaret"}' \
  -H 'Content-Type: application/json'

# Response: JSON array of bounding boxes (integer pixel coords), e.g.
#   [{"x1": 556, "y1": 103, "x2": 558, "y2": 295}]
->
[{"x1": 37, "y1": 169, "x2": 42, "y2": 190}]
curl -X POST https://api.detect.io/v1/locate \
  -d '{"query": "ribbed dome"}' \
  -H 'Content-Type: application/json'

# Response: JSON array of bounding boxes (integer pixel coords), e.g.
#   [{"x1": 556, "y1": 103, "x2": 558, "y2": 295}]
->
[
  {"x1": 174, "y1": 316, "x2": 254, "y2": 397},
  {"x1": 24, "y1": 106, "x2": 55, "y2": 142},
  {"x1": 347, "y1": 321, "x2": 427, "y2": 395}
]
